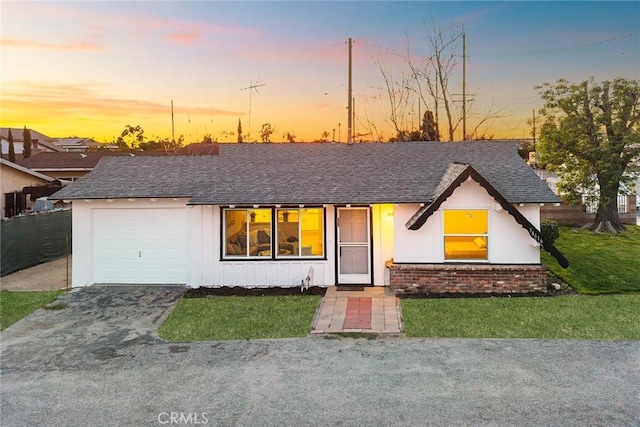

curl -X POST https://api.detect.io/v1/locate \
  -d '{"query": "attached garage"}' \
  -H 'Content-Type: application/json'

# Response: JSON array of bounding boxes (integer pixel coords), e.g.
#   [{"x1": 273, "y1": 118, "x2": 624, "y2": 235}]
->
[{"x1": 91, "y1": 207, "x2": 187, "y2": 285}]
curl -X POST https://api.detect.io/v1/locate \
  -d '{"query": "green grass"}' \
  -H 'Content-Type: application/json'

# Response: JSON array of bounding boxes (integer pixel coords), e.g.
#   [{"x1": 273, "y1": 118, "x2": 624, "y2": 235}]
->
[
  {"x1": 401, "y1": 295, "x2": 640, "y2": 339},
  {"x1": 541, "y1": 225, "x2": 640, "y2": 294},
  {"x1": 158, "y1": 295, "x2": 322, "y2": 341},
  {"x1": 0, "y1": 290, "x2": 65, "y2": 331}
]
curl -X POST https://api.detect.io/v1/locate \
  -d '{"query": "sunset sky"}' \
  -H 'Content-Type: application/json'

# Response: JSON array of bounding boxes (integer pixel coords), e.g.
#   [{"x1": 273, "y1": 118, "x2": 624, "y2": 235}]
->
[{"x1": 1, "y1": 1, "x2": 639, "y2": 144}]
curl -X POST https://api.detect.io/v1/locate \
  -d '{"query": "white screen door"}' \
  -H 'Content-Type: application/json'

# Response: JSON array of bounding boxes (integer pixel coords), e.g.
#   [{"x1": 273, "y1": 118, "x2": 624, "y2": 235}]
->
[{"x1": 337, "y1": 207, "x2": 371, "y2": 284}]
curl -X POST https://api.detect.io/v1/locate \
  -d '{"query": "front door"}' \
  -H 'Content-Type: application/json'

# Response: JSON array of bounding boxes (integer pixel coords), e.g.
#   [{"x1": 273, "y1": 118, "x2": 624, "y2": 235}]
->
[{"x1": 337, "y1": 207, "x2": 372, "y2": 284}]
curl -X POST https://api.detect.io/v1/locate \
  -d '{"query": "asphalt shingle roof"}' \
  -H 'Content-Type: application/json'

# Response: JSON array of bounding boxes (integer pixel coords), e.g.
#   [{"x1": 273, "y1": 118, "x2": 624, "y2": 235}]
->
[{"x1": 51, "y1": 141, "x2": 560, "y2": 205}]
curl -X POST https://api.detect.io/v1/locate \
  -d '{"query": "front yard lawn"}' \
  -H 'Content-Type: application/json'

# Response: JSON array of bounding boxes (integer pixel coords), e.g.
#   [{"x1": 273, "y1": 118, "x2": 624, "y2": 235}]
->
[
  {"x1": 158, "y1": 295, "x2": 321, "y2": 341},
  {"x1": 0, "y1": 290, "x2": 65, "y2": 330},
  {"x1": 402, "y1": 294, "x2": 640, "y2": 339},
  {"x1": 541, "y1": 225, "x2": 640, "y2": 294}
]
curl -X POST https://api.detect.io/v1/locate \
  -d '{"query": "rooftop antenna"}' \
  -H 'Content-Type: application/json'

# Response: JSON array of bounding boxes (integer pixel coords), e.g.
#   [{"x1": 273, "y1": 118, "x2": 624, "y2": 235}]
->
[{"x1": 241, "y1": 79, "x2": 266, "y2": 140}]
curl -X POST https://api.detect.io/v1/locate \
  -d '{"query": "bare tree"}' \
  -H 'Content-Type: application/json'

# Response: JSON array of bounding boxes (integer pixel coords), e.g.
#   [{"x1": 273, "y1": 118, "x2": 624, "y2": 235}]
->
[
  {"x1": 377, "y1": 61, "x2": 414, "y2": 141},
  {"x1": 407, "y1": 23, "x2": 464, "y2": 141}
]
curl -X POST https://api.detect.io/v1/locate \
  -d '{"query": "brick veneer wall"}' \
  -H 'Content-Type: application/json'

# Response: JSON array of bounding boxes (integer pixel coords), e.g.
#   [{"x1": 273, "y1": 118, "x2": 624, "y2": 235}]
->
[{"x1": 386, "y1": 261, "x2": 548, "y2": 295}]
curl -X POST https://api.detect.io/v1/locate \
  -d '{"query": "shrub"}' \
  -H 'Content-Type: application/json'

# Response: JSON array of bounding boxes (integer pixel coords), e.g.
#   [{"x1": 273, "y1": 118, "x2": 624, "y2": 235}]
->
[{"x1": 541, "y1": 219, "x2": 560, "y2": 243}]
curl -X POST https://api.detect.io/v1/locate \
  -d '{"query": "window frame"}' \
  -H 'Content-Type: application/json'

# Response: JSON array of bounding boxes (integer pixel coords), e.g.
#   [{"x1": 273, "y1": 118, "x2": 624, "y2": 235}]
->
[
  {"x1": 442, "y1": 208, "x2": 489, "y2": 262},
  {"x1": 222, "y1": 208, "x2": 273, "y2": 259},
  {"x1": 274, "y1": 207, "x2": 325, "y2": 259},
  {"x1": 221, "y1": 206, "x2": 326, "y2": 261}
]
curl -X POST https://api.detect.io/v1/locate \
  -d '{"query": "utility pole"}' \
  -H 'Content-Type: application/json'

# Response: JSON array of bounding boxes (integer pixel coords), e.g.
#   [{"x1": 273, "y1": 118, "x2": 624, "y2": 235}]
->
[
  {"x1": 171, "y1": 100, "x2": 175, "y2": 143},
  {"x1": 462, "y1": 32, "x2": 466, "y2": 141},
  {"x1": 347, "y1": 38, "x2": 353, "y2": 144},
  {"x1": 352, "y1": 97, "x2": 356, "y2": 142},
  {"x1": 532, "y1": 109, "x2": 536, "y2": 149}
]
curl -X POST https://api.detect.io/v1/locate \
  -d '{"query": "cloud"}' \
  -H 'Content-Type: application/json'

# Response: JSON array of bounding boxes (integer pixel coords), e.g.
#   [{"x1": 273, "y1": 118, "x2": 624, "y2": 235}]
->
[
  {"x1": 1, "y1": 81, "x2": 241, "y2": 122},
  {"x1": 242, "y1": 40, "x2": 346, "y2": 64},
  {"x1": 0, "y1": 38, "x2": 104, "y2": 52},
  {"x1": 166, "y1": 33, "x2": 199, "y2": 45}
]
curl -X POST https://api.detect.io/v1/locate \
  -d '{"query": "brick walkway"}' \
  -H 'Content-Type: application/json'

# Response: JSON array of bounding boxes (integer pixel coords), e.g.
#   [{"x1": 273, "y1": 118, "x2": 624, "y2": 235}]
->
[{"x1": 310, "y1": 286, "x2": 403, "y2": 334}]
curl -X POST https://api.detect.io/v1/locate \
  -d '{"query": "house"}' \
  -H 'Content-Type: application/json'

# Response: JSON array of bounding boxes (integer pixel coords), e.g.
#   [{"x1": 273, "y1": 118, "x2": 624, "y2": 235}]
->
[
  {"x1": 52, "y1": 141, "x2": 567, "y2": 294},
  {"x1": 0, "y1": 127, "x2": 62, "y2": 156},
  {"x1": 13, "y1": 151, "x2": 167, "y2": 182},
  {"x1": 1, "y1": 158, "x2": 55, "y2": 217},
  {"x1": 534, "y1": 169, "x2": 638, "y2": 225},
  {"x1": 52, "y1": 137, "x2": 104, "y2": 152}
]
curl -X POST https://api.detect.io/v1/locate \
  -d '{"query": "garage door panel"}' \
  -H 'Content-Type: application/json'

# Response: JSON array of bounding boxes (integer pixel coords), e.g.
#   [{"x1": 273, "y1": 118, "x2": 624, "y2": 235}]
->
[{"x1": 92, "y1": 208, "x2": 187, "y2": 284}]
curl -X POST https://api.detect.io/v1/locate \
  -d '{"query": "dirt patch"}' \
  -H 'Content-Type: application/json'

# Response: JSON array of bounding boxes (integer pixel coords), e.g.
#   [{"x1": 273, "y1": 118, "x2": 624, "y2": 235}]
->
[{"x1": 184, "y1": 286, "x2": 327, "y2": 298}]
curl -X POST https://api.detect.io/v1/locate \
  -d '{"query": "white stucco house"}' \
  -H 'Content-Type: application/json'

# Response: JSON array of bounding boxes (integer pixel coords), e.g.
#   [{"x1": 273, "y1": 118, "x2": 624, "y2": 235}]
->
[{"x1": 52, "y1": 141, "x2": 567, "y2": 294}]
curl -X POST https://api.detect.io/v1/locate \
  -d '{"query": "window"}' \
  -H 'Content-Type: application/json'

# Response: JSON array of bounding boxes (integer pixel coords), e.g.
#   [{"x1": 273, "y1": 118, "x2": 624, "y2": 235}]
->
[
  {"x1": 223, "y1": 207, "x2": 324, "y2": 259},
  {"x1": 224, "y1": 208, "x2": 272, "y2": 257},
  {"x1": 276, "y1": 208, "x2": 324, "y2": 257},
  {"x1": 443, "y1": 209, "x2": 488, "y2": 260}
]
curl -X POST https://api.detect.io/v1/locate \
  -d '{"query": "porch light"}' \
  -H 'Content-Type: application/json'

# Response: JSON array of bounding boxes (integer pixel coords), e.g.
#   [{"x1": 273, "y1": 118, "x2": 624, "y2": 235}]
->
[
  {"x1": 253, "y1": 204, "x2": 260, "y2": 208},
  {"x1": 494, "y1": 204, "x2": 503, "y2": 212},
  {"x1": 84, "y1": 199, "x2": 92, "y2": 203},
  {"x1": 229, "y1": 205, "x2": 235, "y2": 208},
  {"x1": 299, "y1": 204, "x2": 305, "y2": 208},
  {"x1": 127, "y1": 198, "x2": 136, "y2": 202},
  {"x1": 150, "y1": 198, "x2": 157, "y2": 202},
  {"x1": 107, "y1": 199, "x2": 114, "y2": 203}
]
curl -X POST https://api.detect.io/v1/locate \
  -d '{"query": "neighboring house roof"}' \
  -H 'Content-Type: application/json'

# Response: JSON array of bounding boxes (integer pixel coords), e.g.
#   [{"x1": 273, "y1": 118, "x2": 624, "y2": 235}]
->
[
  {"x1": 52, "y1": 141, "x2": 561, "y2": 205},
  {"x1": 14, "y1": 151, "x2": 167, "y2": 171},
  {"x1": 0, "y1": 127, "x2": 62, "y2": 152},
  {"x1": 52, "y1": 137, "x2": 103, "y2": 151},
  {"x1": 0, "y1": 158, "x2": 55, "y2": 182}
]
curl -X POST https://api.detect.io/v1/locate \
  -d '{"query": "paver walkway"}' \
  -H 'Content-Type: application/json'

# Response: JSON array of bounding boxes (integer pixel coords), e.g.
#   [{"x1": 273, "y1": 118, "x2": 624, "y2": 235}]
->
[{"x1": 311, "y1": 286, "x2": 403, "y2": 334}]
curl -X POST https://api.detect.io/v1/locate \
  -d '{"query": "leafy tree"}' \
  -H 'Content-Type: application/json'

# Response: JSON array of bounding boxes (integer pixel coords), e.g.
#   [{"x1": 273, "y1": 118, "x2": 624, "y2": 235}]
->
[
  {"x1": 7, "y1": 128, "x2": 16, "y2": 162},
  {"x1": 22, "y1": 127, "x2": 32, "y2": 158},
  {"x1": 138, "y1": 135, "x2": 183, "y2": 152},
  {"x1": 285, "y1": 132, "x2": 296, "y2": 143},
  {"x1": 117, "y1": 124, "x2": 145, "y2": 149},
  {"x1": 537, "y1": 77, "x2": 640, "y2": 233},
  {"x1": 260, "y1": 123, "x2": 274, "y2": 143}
]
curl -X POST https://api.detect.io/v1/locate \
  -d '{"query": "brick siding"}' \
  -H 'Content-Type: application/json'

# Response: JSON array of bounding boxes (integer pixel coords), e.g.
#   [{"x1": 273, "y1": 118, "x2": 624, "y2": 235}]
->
[{"x1": 386, "y1": 261, "x2": 548, "y2": 295}]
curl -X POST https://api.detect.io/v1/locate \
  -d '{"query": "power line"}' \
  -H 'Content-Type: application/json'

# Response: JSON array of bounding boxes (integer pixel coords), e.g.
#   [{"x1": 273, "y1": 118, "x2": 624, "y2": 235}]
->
[
  {"x1": 468, "y1": 30, "x2": 640, "y2": 58},
  {"x1": 355, "y1": 30, "x2": 639, "y2": 59}
]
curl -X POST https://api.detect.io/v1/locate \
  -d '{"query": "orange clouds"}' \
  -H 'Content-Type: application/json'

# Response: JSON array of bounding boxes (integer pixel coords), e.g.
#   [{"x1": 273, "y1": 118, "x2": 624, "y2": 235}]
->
[
  {"x1": 166, "y1": 33, "x2": 199, "y2": 45},
  {"x1": 0, "y1": 81, "x2": 243, "y2": 141},
  {"x1": 0, "y1": 38, "x2": 104, "y2": 52}
]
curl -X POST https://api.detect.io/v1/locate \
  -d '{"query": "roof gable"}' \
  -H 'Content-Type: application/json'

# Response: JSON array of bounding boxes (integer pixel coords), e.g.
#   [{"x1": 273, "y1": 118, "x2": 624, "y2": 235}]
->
[{"x1": 406, "y1": 162, "x2": 569, "y2": 268}]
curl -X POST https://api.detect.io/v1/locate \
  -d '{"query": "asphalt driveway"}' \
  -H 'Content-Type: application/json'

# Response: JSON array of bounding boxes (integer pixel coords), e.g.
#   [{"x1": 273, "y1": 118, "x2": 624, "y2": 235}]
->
[{"x1": 1, "y1": 286, "x2": 639, "y2": 426}]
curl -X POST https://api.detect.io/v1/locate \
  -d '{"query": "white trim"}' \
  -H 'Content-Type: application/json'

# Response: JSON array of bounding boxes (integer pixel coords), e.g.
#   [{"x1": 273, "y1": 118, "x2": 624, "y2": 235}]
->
[{"x1": 0, "y1": 158, "x2": 55, "y2": 182}]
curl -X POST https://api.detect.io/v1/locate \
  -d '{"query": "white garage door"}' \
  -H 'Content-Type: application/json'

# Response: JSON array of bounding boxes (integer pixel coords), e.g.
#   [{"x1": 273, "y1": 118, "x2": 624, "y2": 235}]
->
[{"x1": 92, "y1": 208, "x2": 187, "y2": 284}]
